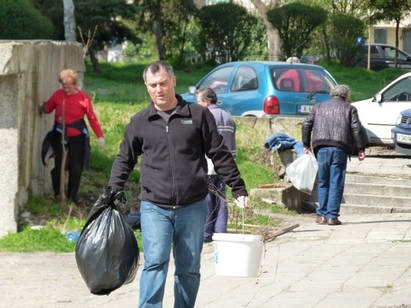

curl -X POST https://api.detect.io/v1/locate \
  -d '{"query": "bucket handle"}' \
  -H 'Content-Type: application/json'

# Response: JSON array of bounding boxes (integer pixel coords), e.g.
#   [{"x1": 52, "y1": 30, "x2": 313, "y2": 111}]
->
[{"x1": 242, "y1": 208, "x2": 245, "y2": 234}]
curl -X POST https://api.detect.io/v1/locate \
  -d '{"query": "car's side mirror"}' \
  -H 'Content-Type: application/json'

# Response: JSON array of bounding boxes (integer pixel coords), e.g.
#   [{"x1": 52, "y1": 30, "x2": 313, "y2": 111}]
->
[
  {"x1": 374, "y1": 93, "x2": 383, "y2": 103},
  {"x1": 188, "y1": 86, "x2": 196, "y2": 95}
]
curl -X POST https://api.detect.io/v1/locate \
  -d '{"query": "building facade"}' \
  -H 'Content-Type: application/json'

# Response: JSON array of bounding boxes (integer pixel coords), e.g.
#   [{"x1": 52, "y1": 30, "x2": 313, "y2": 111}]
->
[{"x1": 372, "y1": 16, "x2": 411, "y2": 53}]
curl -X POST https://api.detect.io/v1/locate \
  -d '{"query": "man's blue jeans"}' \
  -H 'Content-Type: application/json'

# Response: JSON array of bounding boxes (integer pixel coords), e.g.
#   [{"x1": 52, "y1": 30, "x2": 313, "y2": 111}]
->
[
  {"x1": 138, "y1": 199, "x2": 207, "y2": 308},
  {"x1": 316, "y1": 147, "x2": 348, "y2": 219}
]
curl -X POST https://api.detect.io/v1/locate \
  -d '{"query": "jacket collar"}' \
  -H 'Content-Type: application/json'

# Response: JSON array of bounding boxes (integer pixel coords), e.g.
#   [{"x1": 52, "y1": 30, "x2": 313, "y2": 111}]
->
[
  {"x1": 146, "y1": 94, "x2": 190, "y2": 118},
  {"x1": 208, "y1": 104, "x2": 219, "y2": 110}
]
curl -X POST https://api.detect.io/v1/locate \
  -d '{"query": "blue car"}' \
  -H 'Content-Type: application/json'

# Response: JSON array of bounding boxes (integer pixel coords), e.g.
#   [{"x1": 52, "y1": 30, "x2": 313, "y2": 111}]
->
[
  {"x1": 180, "y1": 61, "x2": 338, "y2": 117},
  {"x1": 391, "y1": 108, "x2": 411, "y2": 155}
]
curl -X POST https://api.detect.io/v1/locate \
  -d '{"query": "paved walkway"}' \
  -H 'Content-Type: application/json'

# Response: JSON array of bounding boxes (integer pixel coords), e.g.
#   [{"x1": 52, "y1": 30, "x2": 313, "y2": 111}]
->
[
  {"x1": 347, "y1": 148, "x2": 411, "y2": 178},
  {"x1": 2, "y1": 212, "x2": 411, "y2": 308},
  {"x1": 2, "y1": 151, "x2": 411, "y2": 308}
]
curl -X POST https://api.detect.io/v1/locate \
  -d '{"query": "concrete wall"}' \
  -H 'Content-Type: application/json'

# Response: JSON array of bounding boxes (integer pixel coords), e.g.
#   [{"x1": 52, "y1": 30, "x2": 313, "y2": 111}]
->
[
  {"x1": 236, "y1": 116, "x2": 304, "y2": 140},
  {"x1": 0, "y1": 40, "x2": 84, "y2": 238}
]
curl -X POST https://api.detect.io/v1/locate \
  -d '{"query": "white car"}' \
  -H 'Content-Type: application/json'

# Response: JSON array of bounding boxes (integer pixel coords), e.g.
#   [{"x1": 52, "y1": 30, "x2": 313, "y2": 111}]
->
[{"x1": 352, "y1": 72, "x2": 411, "y2": 147}]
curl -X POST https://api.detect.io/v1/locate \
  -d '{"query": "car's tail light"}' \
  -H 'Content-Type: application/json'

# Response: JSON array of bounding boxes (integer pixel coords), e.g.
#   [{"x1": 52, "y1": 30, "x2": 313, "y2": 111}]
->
[{"x1": 263, "y1": 96, "x2": 280, "y2": 114}]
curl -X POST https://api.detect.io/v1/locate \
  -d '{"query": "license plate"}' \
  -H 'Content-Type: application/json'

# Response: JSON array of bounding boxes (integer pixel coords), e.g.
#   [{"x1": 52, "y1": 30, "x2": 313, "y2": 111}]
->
[
  {"x1": 396, "y1": 133, "x2": 411, "y2": 144},
  {"x1": 298, "y1": 105, "x2": 313, "y2": 113}
]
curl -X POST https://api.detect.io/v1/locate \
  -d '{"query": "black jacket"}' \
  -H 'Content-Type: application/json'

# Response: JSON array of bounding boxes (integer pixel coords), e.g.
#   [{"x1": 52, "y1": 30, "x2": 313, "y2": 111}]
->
[
  {"x1": 108, "y1": 95, "x2": 247, "y2": 207},
  {"x1": 301, "y1": 97, "x2": 365, "y2": 155},
  {"x1": 41, "y1": 119, "x2": 91, "y2": 169}
]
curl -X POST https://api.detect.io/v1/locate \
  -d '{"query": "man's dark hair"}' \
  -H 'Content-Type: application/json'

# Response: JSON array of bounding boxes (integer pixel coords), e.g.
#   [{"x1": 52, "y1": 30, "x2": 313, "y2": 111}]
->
[
  {"x1": 195, "y1": 87, "x2": 217, "y2": 104},
  {"x1": 143, "y1": 60, "x2": 175, "y2": 82}
]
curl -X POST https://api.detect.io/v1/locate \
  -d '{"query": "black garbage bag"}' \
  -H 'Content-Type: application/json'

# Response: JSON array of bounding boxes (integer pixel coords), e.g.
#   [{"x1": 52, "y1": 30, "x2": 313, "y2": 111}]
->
[{"x1": 75, "y1": 187, "x2": 139, "y2": 295}]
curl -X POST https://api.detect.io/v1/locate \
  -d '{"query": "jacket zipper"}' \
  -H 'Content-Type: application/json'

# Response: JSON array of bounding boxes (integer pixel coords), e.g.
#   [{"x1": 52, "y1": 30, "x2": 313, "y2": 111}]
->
[{"x1": 165, "y1": 121, "x2": 176, "y2": 204}]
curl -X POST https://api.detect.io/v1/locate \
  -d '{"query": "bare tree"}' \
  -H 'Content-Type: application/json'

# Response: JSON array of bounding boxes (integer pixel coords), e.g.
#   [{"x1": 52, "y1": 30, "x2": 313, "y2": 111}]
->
[
  {"x1": 250, "y1": 0, "x2": 281, "y2": 61},
  {"x1": 63, "y1": 0, "x2": 76, "y2": 42}
]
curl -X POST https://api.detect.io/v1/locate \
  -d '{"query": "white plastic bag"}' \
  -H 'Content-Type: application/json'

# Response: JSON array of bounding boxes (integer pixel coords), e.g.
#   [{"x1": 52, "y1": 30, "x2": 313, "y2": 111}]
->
[{"x1": 286, "y1": 152, "x2": 318, "y2": 195}]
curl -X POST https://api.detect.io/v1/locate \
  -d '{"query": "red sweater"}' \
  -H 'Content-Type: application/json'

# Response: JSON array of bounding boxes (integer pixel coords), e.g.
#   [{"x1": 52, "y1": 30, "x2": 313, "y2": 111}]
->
[{"x1": 45, "y1": 89, "x2": 103, "y2": 138}]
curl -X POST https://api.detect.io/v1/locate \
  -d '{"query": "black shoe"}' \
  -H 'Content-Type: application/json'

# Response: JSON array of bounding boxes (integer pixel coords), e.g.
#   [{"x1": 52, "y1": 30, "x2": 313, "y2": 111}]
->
[
  {"x1": 204, "y1": 237, "x2": 213, "y2": 243},
  {"x1": 328, "y1": 218, "x2": 342, "y2": 225}
]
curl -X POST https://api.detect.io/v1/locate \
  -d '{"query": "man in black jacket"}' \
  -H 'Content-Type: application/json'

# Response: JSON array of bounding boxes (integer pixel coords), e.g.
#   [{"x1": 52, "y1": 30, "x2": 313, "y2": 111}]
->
[
  {"x1": 302, "y1": 85, "x2": 365, "y2": 226},
  {"x1": 108, "y1": 60, "x2": 249, "y2": 308}
]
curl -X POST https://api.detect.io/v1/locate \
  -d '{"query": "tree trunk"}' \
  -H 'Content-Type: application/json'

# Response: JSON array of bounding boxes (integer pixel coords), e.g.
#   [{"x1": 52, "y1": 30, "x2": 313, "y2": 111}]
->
[
  {"x1": 155, "y1": 0, "x2": 166, "y2": 60},
  {"x1": 62, "y1": 0, "x2": 76, "y2": 42},
  {"x1": 250, "y1": 0, "x2": 281, "y2": 61},
  {"x1": 89, "y1": 45, "x2": 101, "y2": 74},
  {"x1": 395, "y1": 18, "x2": 400, "y2": 68}
]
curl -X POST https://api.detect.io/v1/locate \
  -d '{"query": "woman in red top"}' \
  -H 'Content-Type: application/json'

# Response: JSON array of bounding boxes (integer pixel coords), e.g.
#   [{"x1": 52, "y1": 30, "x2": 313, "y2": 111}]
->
[{"x1": 43, "y1": 69, "x2": 104, "y2": 204}]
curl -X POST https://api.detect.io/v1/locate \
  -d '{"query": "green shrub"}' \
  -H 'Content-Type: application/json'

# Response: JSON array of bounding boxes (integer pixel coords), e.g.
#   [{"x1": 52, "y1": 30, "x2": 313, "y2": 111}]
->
[
  {"x1": 328, "y1": 13, "x2": 365, "y2": 67},
  {"x1": 0, "y1": 0, "x2": 54, "y2": 39}
]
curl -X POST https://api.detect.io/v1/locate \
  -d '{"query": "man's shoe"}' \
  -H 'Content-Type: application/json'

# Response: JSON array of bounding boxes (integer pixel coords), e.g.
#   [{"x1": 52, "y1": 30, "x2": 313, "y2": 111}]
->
[
  {"x1": 327, "y1": 218, "x2": 342, "y2": 225},
  {"x1": 204, "y1": 237, "x2": 213, "y2": 243},
  {"x1": 315, "y1": 215, "x2": 327, "y2": 224}
]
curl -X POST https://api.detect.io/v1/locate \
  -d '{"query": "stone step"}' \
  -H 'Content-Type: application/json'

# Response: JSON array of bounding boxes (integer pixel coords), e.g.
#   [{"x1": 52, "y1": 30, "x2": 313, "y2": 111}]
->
[
  {"x1": 345, "y1": 173, "x2": 411, "y2": 186},
  {"x1": 346, "y1": 182, "x2": 411, "y2": 196},
  {"x1": 325, "y1": 192, "x2": 411, "y2": 209},
  {"x1": 307, "y1": 182, "x2": 411, "y2": 199},
  {"x1": 303, "y1": 200, "x2": 411, "y2": 214},
  {"x1": 251, "y1": 173, "x2": 411, "y2": 215},
  {"x1": 312, "y1": 173, "x2": 411, "y2": 189},
  {"x1": 305, "y1": 173, "x2": 411, "y2": 208},
  {"x1": 303, "y1": 174, "x2": 411, "y2": 204}
]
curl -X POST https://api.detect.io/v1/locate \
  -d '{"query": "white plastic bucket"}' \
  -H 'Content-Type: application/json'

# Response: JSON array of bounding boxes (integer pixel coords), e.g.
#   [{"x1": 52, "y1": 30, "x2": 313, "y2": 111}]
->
[{"x1": 212, "y1": 233, "x2": 264, "y2": 277}]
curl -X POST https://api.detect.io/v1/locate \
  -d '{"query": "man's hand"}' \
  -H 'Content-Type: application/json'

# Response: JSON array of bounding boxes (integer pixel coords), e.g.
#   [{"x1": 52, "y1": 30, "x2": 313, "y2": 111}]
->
[
  {"x1": 39, "y1": 102, "x2": 46, "y2": 115},
  {"x1": 98, "y1": 137, "x2": 105, "y2": 147},
  {"x1": 234, "y1": 196, "x2": 249, "y2": 209},
  {"x1": 358, "y1": 151, "x2": 365, "y2": 161}
]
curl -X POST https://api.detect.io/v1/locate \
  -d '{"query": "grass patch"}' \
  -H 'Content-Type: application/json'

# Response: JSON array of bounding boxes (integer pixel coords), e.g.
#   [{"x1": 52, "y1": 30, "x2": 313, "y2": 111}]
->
[
  {"x1": 392, "y1": 239, "x2": 411, "y2": 243},
  {"x1": 253, "y1": 200, "x2": 298, "y2": 215},
  {"x1": 0, "y1": 223, "x2": 143, "y2": 253},
  {"x1": 227, "y1": 204, "x2": 298, "y2": 237},
  {"x1": 28, "y1": 195, "x2": 60, "y2": 217},
  {"x1": 228, "y1": 208, "x2": 279, "y2": 233},
  {"x1": 0, "y1": 225, "x2": 76, "y2": 252}
]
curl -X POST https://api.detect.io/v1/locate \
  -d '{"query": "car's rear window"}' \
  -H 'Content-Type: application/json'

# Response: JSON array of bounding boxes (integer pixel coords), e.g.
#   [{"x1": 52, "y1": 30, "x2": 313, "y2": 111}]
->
[
  {"x1": 362, "y1": 45, "x2": 380, "y2": 57},
  {"x1": 271, "y1": 67, "x2": 335, "y2": 93}
]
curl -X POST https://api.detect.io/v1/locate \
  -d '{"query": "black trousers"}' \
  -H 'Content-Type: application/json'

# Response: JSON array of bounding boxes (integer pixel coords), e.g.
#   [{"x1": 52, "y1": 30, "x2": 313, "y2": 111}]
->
[{"x1": 51, "y1": 133, "x2": 85, "y2": 203}]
